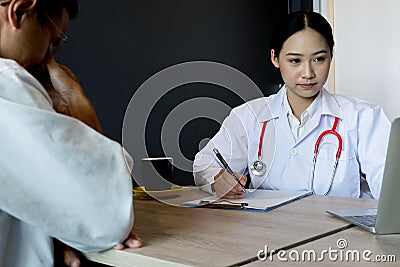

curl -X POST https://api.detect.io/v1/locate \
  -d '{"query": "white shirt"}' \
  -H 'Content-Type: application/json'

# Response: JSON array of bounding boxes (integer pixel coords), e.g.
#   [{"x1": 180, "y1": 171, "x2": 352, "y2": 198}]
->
[
  {"x1": 0, "y1": 58, "x2": 134, "y2": 267},
  {"x1": 284, "y1": 90, "x2": 321, "y2": 140},
  {"x1": 194, "y1": 86, "x2": 391, "y2": 198}
]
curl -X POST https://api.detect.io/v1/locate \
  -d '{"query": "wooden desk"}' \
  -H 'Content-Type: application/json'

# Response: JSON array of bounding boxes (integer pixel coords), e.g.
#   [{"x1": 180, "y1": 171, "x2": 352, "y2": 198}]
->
[
  {"x1": 248, "y1": 227, "x2": 400, "y2": 266},
  {"x1": 85, "y1": 189, "x2": 379, "y2": 267}
]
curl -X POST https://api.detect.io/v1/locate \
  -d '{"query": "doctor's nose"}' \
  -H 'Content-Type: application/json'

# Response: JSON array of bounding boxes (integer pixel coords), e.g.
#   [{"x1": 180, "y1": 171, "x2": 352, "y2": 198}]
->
[{"x1": 302, "y1": 63, "x2": 315, "y2": 79}]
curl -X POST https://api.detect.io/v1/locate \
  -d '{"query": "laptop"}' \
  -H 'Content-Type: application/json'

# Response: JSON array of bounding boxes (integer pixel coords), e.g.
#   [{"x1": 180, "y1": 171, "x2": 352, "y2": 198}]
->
[{"x1": 326, "y1": 117, "x2": 400, "y2": 234}]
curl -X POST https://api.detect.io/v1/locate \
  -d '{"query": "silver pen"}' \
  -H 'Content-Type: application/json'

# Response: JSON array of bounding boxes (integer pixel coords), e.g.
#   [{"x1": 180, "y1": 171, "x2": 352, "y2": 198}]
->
[{"x1": 213, "y1": 148, "x2": 246, "y2": 193}]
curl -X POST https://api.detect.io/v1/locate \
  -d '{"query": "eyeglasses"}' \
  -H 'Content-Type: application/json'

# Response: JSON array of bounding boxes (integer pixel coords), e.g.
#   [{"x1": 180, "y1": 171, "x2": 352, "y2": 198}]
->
[{"x1": 43, "y1": 13, "x2": 68, "y2": 53}]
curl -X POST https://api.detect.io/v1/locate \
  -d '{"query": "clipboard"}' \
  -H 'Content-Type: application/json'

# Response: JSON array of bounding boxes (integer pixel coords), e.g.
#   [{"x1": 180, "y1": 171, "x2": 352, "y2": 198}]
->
[
  {"x1": 199, "y1": 200, "x2": 249, "y2": 209},
  {"x1": 182, "y1": 189, "x2": 312, "y2": 212}
]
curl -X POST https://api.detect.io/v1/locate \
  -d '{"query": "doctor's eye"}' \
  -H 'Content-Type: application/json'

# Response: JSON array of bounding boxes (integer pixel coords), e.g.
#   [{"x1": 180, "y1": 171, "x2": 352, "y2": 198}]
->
[
  {"x1": 288, "y1": 58, "x2": 301, "y2": 64},
  {"x1": 313, "y1": 56, "x2": 326, "y2": 63}
]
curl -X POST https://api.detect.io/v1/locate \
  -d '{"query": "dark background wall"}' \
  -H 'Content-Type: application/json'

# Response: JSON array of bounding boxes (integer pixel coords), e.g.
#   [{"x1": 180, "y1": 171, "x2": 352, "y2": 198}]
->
[{"x1": 57, "y1": 0, "x2": 313, "y2": 186}]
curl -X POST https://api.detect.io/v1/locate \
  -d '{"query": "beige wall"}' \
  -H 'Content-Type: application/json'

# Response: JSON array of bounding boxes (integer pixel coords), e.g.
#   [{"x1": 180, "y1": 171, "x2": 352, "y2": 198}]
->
[{"x1": 321, "y1": 0, "x2": 400, "y2": 121}]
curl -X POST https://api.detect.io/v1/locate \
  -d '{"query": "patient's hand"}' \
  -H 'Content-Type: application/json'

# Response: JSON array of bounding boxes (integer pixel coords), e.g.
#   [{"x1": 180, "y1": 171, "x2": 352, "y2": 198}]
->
[
  {"x1": 62, "y1": 231, "x2": 143, "y2": 267},
  {"x1": 111, "y1": 231, "x2": 144, "y2": 249}
]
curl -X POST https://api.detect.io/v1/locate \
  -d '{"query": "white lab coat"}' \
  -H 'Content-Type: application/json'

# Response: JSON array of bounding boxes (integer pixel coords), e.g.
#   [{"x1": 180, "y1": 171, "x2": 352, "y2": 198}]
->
[
  {"x1": 0, "y1": 58, "x2": 134, "y2": 267},
  {"x1": 194, "y1": 86, "x2": 391, "y2": 198}
]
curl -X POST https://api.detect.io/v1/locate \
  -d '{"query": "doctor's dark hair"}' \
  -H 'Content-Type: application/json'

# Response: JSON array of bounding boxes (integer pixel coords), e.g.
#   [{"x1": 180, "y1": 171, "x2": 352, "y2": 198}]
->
[
  {"x1": 271, "y1": 10, "x2": 334, "y2": 57},
  {"x1": 36, "y1": 0, "x2": 78, "y2": 23}
]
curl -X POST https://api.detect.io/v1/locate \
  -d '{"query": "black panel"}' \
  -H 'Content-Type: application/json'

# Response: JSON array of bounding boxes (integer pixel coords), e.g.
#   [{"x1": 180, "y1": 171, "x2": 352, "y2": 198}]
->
[{"x1": 56, "y1": 0, "x2": 292, "y2": 185}]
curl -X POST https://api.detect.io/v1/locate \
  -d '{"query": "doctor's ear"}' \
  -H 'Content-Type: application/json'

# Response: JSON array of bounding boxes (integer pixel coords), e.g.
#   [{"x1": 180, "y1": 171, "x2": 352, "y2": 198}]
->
[
  {"x1": 7, "y1": 0, "x2": 38, "y2": 27},
  {"x1": 270, "y1": 49, "x2": 280, "y2": 69}
]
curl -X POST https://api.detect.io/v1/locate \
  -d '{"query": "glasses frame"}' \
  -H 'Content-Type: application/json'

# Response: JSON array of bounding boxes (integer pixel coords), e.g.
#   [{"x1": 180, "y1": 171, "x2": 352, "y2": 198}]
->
[{"x1": 43, "y1": 12, "x2": 69, "y2": 53}]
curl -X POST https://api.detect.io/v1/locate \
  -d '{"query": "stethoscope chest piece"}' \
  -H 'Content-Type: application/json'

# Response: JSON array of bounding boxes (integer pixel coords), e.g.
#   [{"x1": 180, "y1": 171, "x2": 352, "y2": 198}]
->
[{"x1": 250, "y1": 159, "x2": 267, "y2": 176}]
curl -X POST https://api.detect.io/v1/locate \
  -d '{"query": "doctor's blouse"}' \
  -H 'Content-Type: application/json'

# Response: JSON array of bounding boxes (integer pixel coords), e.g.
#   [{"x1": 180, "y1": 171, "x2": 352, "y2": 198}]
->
[
  {"x1": 194, "y1": 86, "x2": 391, "y2": 198},
  {"x1": 0, "y1": 58, "x2": 134, "y2": 267}
]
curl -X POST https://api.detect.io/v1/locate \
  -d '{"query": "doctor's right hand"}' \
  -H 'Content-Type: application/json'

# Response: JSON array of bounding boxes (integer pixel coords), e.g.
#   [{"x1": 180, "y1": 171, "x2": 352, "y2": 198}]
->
[{"x1": 212, "y1": 169, "x2": 247, "y2": 199}]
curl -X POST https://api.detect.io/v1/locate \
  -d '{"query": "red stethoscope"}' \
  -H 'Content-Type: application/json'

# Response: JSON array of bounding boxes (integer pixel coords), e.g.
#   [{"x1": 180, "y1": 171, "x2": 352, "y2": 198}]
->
[{"x1": 250, "y1": 117, "x2": 343, "y2": 195}]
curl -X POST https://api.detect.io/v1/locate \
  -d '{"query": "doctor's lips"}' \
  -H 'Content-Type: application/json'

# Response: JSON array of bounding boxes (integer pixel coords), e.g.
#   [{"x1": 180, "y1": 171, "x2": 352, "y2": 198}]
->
[{"x1": 298, "y1": 83, "x2": 317, "y2": 89}]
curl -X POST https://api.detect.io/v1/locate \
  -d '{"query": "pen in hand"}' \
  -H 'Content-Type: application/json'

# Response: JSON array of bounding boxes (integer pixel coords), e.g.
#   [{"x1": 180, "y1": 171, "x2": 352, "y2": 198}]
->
[{"x1": 213, "y1": 148, "x2": 246, "y2": 193}]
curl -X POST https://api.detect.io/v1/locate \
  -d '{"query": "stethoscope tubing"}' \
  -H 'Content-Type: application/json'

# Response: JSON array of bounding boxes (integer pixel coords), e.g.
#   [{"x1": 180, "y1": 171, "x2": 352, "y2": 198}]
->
[{"x1": 255, "y1": 117, "x2": 343, "y2": 196}]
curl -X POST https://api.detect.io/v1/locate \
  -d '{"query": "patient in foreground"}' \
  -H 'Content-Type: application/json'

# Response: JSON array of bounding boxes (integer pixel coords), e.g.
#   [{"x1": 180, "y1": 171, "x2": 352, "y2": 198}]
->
[{"x1": 0, "y1": 0, "x2": 142, "y2": 266}]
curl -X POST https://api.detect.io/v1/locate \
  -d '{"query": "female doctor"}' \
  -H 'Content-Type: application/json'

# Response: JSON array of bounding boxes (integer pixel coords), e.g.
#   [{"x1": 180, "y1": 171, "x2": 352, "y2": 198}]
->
[{"x1": 193, "y1": 10, "x2": 391, "y2": 199}]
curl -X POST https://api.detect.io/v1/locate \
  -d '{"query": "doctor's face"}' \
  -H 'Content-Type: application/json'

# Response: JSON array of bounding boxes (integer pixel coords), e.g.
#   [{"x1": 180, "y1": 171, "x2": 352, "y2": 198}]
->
[{"x1": 271, "y1": 27, "x2": 332, "y2": 104}]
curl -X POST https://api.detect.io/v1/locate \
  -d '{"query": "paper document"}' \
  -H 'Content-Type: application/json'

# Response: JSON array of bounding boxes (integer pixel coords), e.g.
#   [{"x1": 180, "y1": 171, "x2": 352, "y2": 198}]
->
[{"x1": 182, "y1": 189, "x2": 312, "y2": 211}]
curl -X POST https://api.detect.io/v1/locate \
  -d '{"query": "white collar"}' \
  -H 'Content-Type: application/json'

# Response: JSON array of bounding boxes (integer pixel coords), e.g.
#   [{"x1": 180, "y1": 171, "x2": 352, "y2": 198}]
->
[
  {"x1": 283, "y1": 90, "x2": 322, "y2": 123},
  {"x1": 256, "y1": 85, "x2": 342, "y2": 122}
]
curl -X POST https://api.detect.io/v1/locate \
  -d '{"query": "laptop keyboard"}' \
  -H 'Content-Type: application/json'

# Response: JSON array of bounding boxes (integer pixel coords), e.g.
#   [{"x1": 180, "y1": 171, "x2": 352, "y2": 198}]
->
[{"x1": 345, "y1": 215, "x2": 377, "y2": 227}]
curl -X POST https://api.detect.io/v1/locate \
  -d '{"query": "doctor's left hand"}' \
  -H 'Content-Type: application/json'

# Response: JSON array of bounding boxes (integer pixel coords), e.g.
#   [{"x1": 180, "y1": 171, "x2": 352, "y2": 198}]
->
[{"x1": 62, "y1": 231, "x2": 144, "y2": 267}]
